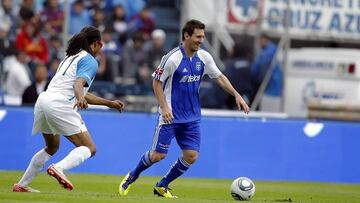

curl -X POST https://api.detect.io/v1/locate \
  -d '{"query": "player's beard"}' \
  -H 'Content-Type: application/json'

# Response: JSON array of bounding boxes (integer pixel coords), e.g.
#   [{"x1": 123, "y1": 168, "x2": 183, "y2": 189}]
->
[{"x1": 191, "y1": 43, "x2": 200, "y2": 52}]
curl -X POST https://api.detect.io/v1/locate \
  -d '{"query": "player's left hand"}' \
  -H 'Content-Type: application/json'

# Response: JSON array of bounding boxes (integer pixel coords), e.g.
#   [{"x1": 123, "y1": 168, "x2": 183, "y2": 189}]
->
[
  {"x1": 74, "y1": 97, "x2": 88, "y2": 110},
  {"x1": 235, "y1": 95, "x2": 250, "y2": 114},
  {"x1": 109, "y1": 100, "x2": 125, "y2": 112}
]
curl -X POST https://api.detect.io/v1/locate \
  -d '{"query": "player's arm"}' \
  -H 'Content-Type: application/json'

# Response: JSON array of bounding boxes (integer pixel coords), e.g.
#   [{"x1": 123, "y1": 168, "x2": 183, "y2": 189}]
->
[
  {"x1": 153, "y1": 79, "x2": 173, "y2": 124},
  {"x1": 216, "y1": 74, "x2": 250, "y2": 114},
  {"x1": 85, "y1": 92, "x2": 125, "y2": 112},
  {"x1": 73, "y1": 77, "x2": 88, "y2": 110},
  {"x1": 74, "y1": 56, "x2": 103, "y2": 110}
]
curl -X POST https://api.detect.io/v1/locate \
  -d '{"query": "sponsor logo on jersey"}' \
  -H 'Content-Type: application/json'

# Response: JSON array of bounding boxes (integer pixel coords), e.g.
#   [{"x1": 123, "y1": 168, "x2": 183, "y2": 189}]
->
[{"x1": 180, "y1": 75, "x2": 201, "y2": 83}]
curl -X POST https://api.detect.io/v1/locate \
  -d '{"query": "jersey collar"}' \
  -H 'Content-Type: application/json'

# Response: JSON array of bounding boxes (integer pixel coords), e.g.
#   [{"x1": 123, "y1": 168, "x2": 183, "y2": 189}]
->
[{"x1": 179, "y1": 43, "x2": 199, "y2": 60}]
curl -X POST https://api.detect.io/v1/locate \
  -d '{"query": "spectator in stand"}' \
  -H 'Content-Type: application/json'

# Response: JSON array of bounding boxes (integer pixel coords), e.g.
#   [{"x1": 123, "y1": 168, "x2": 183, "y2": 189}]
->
[
  {"x1": 106, "y1": 4, "x2": 127, "y2": 36},
  {"x1": 136, "y1": 62, "x2": 151, "y2": 88},
  {"x1": 18, "y1": 0, "x2": 44, "y2": 21},
  {"x1": 121, "y1": 32, "x2": 149, "y2": 84},
  {"x1": 102, "y1": 28, "x2": 121, "y2": 55},
  {"x1": 19, "y1": 0, "x2": 34, "y2": 22},
  {"x1": 0, "y1": 23, "x2": 16, "y2": 60},
  {"x1": 223, "y1": 42, "x2": 253, "y2": 109},
  {"x1": 3, "y1": 50, "x2": 32, "y2": 100},
  {"x1": 40, "y1": 0, "x2": 64, "y2": 37},
  {"x1": 0, "y1": 23, "x2": 16, "y2": 88},
  {"x1": 95, "y1": 51, "x2": 115, "y2": 82},
  {"x1": 200, "y1": 42, "x2": 253, "y2": 110},
  {"x1": 18, "y1": 0, "x2": 44, "y2": 13},
  {"x1": 251, "y1": 34, "x2": 283, "y2": 112},
  {"x1": 47, "y1": 57, "x2": 60, "y2": 79},
  {"x1": 34, "y1": 0, "x2": 44, "y2": 13},
  {"x1": 0, "y1": 0, "x2": 18, "y2": 40},
  {"x1": 91, "y1": 8, "x2": 105, "y2": 32},
  {"x1": 84, "y1": 0, "x2": 105, "y2": 11},
  {"x1": 112, "y1": 0, "x2": 145, "y2": 20},
  {"x1": 101, "y1": 28, "x2": 122, "y2": 78},
  {"x1": 22, "y1": 63, "x2": 49, "y2": 105},
  {"x1": 69, "y1": 0, "x2": 91, "y2": 35},
  {"x1": 48, "y1": 35, "x2": 64, "y2": 61},
  {"x1": 146, "y1": 29, "x2": 166, "y2": 71},
  {"x1": 128, "y1": 6, "x2": 155, "y2": 39},
  {"x1": 15, "y1": 16, "x2": 49, "y2": 65}
]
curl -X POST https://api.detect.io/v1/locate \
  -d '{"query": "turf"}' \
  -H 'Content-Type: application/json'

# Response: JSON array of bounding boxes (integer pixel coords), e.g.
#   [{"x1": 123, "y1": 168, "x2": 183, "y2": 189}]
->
[{"x1": 0, "y1": 171, "x2": 359, "y2": 203}]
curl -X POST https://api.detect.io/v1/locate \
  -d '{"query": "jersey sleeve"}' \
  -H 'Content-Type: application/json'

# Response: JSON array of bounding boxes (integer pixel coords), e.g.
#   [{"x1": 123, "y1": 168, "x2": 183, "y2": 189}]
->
[
  {"x1": 76, "y1": 55, "x2": 98, "y2": 87},
  {"x1": 203, "y1": 51, "x2": 222, "y2": 79},
  {"x1": 152, "y1": 55, "x2": 175, "y2": 82}
]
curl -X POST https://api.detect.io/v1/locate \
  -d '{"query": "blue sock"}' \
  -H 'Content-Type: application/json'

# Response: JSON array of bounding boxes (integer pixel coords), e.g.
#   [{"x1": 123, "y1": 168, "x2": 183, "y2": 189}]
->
[
  {"x1": 157, "y1": 157, "x2": 191, "y2": 188},
  {"x1": 130, "y1": 151, "x2": 153, "y2": 178}
]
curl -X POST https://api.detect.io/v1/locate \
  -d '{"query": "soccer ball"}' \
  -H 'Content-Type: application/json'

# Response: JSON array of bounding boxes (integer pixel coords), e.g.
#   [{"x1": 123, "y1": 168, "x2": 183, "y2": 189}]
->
[{"x1": 230, "y1": 177, "x2": 255, "y2": 201}]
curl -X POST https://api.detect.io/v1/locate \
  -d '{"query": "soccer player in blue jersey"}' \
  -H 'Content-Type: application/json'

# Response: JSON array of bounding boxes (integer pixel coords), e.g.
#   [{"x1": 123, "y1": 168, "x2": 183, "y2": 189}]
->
[
  {"x1": 119, "y1": 19, "x2": 250, "y2": 198},
  {"x1": 13, "y1": 26, "x2": 125, "y2": 192}
]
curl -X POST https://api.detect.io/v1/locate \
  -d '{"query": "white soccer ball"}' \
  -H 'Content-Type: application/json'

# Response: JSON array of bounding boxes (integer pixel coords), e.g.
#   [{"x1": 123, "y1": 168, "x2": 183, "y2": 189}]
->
[{"x1": 230, "y1": 177, "x2": 255, "y2": 201}]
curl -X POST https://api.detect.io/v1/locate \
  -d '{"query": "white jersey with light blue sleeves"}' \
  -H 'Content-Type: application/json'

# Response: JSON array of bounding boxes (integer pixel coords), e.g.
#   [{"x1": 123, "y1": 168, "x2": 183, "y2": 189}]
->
[
  {"x1": 152, "y1": 45, "x2": 222, "y2": 123},
  {"x1": 46, "y1": 50, "x2": 98, "y2": 101}
]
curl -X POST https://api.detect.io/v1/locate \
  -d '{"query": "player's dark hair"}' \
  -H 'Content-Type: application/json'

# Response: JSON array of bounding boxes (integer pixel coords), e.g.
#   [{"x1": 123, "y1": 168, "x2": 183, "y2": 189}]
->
[
  {"x1": 65, "y1": 26, "x2": 101, "y2": 56},
  {"x1": 182, "y1": 19, "x2": 205, "y2": 41}
]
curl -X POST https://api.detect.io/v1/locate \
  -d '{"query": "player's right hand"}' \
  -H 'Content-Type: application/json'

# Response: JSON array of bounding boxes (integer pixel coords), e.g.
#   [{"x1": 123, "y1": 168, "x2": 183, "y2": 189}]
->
[
  {"x1": 161, "y1": 106, "x2": 173, "y2": 124},
  {"x1": 235, "y1": 94, "x2": 250, "y2": 114},
  {"x1": 109, "y1": 100, "x2": 125, "y2": 112},
  {"x1": 73, "y1": 97, "x2": 88, "y2": 110}
]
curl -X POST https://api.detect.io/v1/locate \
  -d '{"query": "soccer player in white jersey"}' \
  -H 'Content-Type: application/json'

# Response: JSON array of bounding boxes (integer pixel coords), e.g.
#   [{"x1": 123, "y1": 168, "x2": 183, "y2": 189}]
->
[
  {"x1": 12, "y1": 26, "x2": 125, "y2": 192},
  {"x1": 119, "y1": 19, "x2": 250, "y2": 198}
]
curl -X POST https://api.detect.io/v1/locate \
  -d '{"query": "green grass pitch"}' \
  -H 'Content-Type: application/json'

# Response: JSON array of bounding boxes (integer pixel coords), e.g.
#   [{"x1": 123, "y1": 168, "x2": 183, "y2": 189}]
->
[{"x1": 0, "y1": 171, "x2": 359, "y2": 203}]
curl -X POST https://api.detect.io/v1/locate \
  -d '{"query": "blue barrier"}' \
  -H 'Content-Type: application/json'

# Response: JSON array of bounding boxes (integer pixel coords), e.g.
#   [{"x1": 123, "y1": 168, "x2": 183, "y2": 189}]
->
[{"x1": 0, "y1": 107, "x2": 359, "y2": 183}]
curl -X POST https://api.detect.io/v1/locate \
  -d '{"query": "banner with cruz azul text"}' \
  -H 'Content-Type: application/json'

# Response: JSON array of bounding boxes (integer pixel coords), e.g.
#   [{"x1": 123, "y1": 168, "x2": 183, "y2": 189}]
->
[
  {"x1": 261, "y1": 0, "x2": 360, "y2": 39},
  {"x1": 185, "y1": 0, "x2": 360, "y2": 39}
]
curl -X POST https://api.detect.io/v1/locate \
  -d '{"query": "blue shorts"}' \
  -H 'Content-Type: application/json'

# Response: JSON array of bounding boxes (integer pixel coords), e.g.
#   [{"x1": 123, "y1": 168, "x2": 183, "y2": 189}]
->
[{"x1": 151, "y1": 120, "x2": 201, "y2": 154}]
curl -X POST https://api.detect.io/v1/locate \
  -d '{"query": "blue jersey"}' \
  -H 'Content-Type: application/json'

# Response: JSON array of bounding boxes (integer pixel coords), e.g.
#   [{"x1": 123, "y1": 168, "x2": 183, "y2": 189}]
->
[{"x1": 152, "y1": 44, "x2": 222, "y2": 124}]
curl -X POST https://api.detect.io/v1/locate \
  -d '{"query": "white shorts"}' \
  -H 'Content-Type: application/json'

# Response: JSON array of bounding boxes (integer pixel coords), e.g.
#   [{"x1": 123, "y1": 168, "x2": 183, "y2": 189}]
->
[{"x1": 32, "y1": 92, "x2": 88, "y2": 136}]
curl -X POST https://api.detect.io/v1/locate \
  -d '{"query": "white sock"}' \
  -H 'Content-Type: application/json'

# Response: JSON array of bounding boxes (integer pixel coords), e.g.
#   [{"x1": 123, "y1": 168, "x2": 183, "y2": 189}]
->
[
  {"x1": 18, "y1": 148, "x2": 51, "y2": 187},
  {"x1": 55, "y1": 146, "x2": 91, "y2": 171}
]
